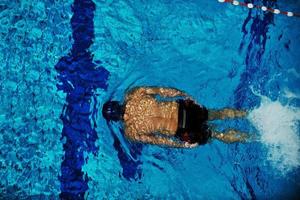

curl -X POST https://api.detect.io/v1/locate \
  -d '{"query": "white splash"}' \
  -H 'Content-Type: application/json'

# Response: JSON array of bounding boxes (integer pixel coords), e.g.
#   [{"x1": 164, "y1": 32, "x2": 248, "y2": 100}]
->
[{"x1": 248, "y1": 96, "x2": 300, "y2": 174}]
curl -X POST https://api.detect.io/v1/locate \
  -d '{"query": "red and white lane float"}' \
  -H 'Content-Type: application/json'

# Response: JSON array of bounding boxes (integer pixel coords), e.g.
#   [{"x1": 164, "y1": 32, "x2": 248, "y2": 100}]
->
[{"x1": 218, "y1": 0, "x2": 300, "y2": 18}]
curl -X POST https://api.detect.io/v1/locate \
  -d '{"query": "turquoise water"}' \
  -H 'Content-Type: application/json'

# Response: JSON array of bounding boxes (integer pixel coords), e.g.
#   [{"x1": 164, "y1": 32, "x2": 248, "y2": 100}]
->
[{"x1": 0, "y1": 0, "x2": 300, "y2": 199}]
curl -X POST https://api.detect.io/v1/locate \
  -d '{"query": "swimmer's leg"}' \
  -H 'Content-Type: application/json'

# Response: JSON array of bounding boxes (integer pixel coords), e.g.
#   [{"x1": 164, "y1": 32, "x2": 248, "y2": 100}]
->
[
  {"x1": 208, "y1": 109, "x2": 247, "y2": 121},
  {"x1": 211, "y1": 129, "x2": 248, "y2": 143}
]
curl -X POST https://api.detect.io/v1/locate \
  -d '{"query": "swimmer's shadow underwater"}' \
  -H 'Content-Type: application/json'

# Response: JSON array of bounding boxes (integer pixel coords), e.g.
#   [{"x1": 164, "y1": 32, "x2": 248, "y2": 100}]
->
[{"x1": 103, "y1": 86, "x2": 249, "y2": 149}]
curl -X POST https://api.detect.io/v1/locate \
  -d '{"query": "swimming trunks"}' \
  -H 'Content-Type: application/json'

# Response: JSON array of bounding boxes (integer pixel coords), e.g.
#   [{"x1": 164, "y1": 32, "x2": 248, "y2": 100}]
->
[{"x1": 176, "y1": 99, "x2": 211, "y2": 145}]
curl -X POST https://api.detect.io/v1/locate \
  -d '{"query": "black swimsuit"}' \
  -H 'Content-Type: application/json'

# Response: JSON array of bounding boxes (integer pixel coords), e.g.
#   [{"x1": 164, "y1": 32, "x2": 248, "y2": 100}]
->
[{"x1": 176, "y1": 99, "x2": 211, "y2": 145}]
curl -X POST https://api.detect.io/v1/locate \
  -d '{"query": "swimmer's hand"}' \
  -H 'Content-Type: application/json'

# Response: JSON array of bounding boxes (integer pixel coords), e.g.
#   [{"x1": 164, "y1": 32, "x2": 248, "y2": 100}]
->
[{"x1": 184, "y1": 142, "x2": 198, "y2": 148}]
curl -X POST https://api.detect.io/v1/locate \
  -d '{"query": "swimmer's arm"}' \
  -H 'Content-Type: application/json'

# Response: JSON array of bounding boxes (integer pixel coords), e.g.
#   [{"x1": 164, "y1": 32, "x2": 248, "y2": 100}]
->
[
  {"x1": 142, "y1": 87, "x2": 188, "y2": 98},
  {"x1": 132, "y1": 134, "x2": 196, "y2": 148}
]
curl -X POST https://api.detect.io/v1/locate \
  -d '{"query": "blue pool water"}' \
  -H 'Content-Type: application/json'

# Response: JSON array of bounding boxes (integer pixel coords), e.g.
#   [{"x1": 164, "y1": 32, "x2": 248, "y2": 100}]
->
[{"x1": 0, "y1": 0, "x2": 300, "y2": 199}]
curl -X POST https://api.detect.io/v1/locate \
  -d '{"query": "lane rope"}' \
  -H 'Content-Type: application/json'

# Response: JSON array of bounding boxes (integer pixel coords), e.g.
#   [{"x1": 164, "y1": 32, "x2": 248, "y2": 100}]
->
[{"x1": 218, "y1": 0, "x2": 300, "y2": 18}]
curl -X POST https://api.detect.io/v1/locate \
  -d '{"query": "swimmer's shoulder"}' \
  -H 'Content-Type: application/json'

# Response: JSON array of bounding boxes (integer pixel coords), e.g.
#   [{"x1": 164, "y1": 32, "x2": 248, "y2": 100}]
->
[
  {"x1": 125, "y1": 86, "x2": 145, "y2": 100},
  {"x1": 127, "y1": 86, "x2": 144, "y2": 94},
  {"x1": 124, "y1": 122, "x2": 138, "y2": 140}
]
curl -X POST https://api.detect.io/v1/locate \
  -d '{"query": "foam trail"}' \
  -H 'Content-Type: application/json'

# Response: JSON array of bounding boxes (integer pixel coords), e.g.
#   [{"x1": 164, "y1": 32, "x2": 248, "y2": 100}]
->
[{"x1": 248, "y1": 96, "x2": 300, "y2": 174}]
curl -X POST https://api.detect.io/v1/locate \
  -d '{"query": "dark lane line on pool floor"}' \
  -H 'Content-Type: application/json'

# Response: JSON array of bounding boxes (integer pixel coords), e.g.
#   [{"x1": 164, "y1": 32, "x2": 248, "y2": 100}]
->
[
  {"x1": 55, "y1": 0, "x2": 143, "y2": 198},
  {"x1": 54, "y1": 0, "x2": 108, "y2": 199},
  {"x1": 235, "y1": 0, "x2": 277, "y2": 109},
  {"x1": 233, "y1": 0, "x2": 277, "y2": 199}
]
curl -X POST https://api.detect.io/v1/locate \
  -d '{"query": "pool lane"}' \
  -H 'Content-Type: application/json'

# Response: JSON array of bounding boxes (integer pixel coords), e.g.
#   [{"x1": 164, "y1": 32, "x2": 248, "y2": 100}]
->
[
  {"x1": 234, "y1": 0, "x2": 277, "y2": 109},
  {"x1": 55, "y1": 0, "x2": 144, "y2": 198},
  {"x1": 54, "y1": 0, "x2": 109, "y2": 198},
  {"x1": 232, "y1": 0, "x2": 295, "y2": 198}
]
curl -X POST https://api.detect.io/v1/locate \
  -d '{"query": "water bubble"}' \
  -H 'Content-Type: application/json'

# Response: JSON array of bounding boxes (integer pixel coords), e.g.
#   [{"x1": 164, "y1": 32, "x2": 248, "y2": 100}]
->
[{"x1": 248, "y1": 95, "x2": 300, "y2": 174}]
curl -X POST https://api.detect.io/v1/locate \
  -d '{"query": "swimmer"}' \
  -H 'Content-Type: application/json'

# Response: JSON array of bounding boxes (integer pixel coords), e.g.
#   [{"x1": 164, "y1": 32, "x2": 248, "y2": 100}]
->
[{"x1": 102, "y1": 87, "x2": 248, "y2": 148}]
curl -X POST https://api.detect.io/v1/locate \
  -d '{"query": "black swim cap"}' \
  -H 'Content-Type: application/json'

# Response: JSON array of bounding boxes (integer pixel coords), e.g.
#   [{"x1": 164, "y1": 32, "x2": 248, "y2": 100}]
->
[{"x1": 102, "y1": 101, "x2": 124, "y2": 121}]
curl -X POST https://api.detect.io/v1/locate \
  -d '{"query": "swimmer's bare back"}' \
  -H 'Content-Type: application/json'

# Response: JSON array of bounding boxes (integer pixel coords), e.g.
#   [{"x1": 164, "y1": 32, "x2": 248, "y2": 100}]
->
[
  {"x1": 122, "y1": 87, "x2": 249, "y2": 148},
  {"x1": 123, "y1": 87, "x2": 194, "y2": 148}
]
